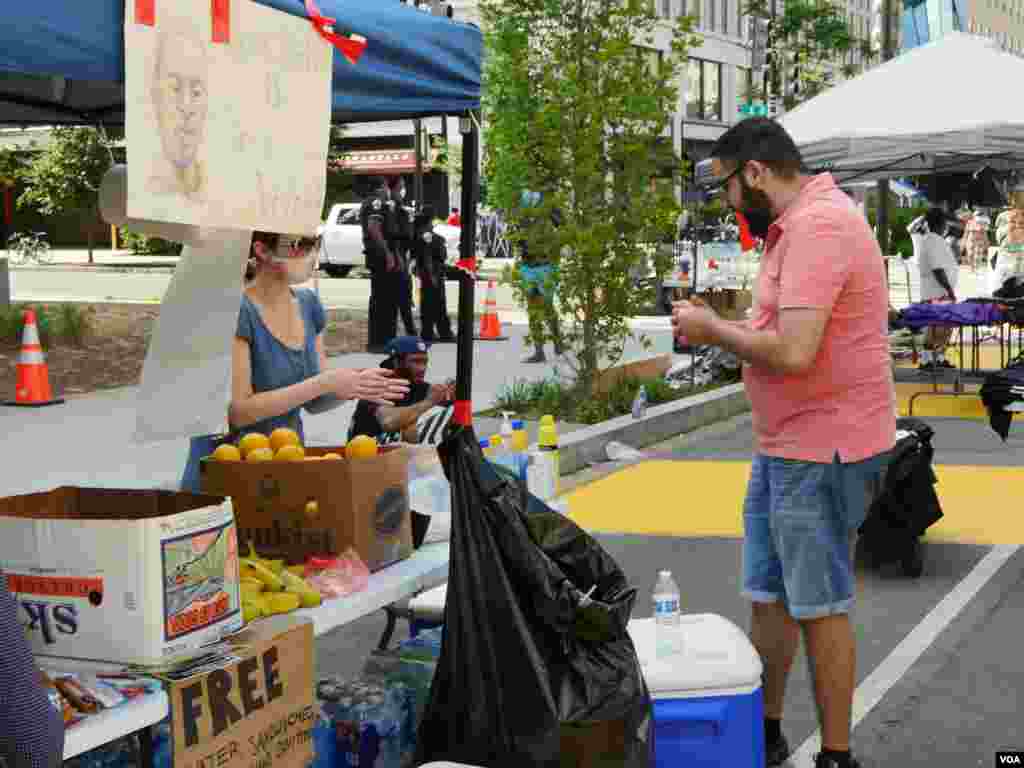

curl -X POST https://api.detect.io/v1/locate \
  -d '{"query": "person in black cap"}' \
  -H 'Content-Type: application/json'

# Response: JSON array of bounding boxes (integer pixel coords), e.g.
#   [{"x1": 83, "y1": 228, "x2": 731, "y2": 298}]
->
[
  {"x1": 347, "y1": 336, "x2": 455, "y2": 446},
  {"x1": 361, "y1": 176, "x2": 399, "y2": 352},
  {"x1": 411, "y1": 205, "x2": 456, "y2": 343}
]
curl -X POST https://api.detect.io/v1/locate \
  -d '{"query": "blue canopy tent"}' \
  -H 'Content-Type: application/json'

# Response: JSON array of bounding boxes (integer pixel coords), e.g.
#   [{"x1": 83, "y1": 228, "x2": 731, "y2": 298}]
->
[
  {"x1": 0, "y1": 0, "x2": 484, "y2": 415},
  {"x1": 0, "y1": 0, "x2": 482, "y2": 124}
]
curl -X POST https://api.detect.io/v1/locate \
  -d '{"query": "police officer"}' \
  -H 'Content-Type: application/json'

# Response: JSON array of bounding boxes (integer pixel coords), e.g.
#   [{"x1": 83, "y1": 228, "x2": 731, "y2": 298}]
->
[
  {"x1": 412, "y1": 205, "x2": 456, "y2": 343},
  {"x1": 361, "y1": 177, "x2": 398, "y2": 352},
  {"x1": 385, "y1": 177, "x2": 418, "y2": 337}
]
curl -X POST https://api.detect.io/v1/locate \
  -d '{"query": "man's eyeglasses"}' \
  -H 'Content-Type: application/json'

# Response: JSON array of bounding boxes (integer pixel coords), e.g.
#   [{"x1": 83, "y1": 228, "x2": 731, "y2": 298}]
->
[{"x1": 706, "y1": 162, "x2": 746, "y2": 197}]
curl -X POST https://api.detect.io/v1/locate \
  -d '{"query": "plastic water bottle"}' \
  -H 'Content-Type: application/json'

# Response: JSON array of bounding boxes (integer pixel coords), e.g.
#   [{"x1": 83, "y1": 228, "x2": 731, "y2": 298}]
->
[
  {"x1": 653, "y1": 570, "x2": 682, "y2": 658},
  {"x1": 631, "y1": 385, "x2": 648, "y2": 420}
]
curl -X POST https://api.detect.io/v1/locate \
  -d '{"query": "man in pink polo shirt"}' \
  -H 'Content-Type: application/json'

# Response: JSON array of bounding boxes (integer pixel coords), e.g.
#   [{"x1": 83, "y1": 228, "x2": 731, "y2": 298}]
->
[{"x1": 672, "y1": 118, "x2": 895, "y2": 768}]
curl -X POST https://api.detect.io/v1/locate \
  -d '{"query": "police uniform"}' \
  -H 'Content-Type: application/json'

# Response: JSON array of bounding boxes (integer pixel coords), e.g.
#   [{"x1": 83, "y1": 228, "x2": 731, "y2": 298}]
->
[
  {"x1": 412, "y1": 213, "x2": 455, "y2": 342},
  {"x1": 383, "y1": 189, "x2": 418, "y2": 337},
  {"x1": 360, "y1": 188, "x2": 397, "y2": 348}
]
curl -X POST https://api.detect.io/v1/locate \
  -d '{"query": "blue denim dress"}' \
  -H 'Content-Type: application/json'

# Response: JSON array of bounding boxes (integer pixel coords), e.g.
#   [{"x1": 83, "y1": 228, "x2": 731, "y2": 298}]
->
[{"x1": 180, "y1": 288, "x2": 326, "y2": 492}]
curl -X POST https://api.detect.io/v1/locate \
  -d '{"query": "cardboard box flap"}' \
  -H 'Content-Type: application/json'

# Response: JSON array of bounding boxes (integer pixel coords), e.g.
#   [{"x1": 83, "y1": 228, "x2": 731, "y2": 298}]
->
[{"x1": 0, "y1": 487, "x2": 227, "y2": 521}]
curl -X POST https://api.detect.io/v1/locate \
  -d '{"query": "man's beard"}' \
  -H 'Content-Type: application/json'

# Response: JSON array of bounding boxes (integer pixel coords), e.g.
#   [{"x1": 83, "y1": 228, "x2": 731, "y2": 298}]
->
[{"x1": 738, "y1": 177, "x2": 776, "y2": 238}]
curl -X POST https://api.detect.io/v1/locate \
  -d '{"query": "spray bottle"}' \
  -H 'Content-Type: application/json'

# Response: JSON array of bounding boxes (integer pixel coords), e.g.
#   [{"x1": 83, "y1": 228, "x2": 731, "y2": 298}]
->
[{"x1": 528, "y1": 422, "x2": 560, "y2": 502}]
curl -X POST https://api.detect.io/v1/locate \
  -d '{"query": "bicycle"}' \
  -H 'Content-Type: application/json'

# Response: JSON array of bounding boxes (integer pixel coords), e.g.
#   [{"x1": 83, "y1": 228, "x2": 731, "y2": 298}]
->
[{"x1": 6, "y1": 231, "x2": 52, "y2": 265}]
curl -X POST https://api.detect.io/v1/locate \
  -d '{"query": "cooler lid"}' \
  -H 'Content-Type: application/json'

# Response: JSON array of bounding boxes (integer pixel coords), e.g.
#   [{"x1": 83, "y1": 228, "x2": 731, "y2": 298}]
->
[{"x1": 628, "y1": 614, "x2": 763, "y2": 695}]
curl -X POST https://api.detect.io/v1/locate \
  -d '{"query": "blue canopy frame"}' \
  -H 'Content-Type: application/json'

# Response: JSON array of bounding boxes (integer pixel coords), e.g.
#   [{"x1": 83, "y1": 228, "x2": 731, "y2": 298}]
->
[
  {"x1": 0, "y1": 0, "x2": 484, "y2": 414},
  {"x1": 0, "y1": 0, "x2": 482, "y2": 125}
]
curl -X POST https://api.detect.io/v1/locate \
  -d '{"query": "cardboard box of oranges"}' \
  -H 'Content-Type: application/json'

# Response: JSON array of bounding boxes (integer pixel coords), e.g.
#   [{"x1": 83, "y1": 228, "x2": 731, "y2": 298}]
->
[{"x1": 199, "y1": 428, "x2": 413, "y2": 572}]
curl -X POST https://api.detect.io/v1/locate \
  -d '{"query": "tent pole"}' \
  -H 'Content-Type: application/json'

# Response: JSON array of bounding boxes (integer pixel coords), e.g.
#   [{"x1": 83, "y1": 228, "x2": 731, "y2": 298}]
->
[
  {"x1": 414, "y1": 118, "x2": 425, "y2": 212},
  {"x1": 876, "y1": 0, "x2": 895, "y2": 261},
  {"x1": 454, "y1": 111, "x2": 480, "y2": 426}
]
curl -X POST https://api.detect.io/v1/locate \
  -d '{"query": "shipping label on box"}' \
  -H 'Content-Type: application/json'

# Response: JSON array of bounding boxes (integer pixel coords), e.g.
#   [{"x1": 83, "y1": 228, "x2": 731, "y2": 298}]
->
[
  {"x1": 169, "y1": 616, "x2": 315, "y2": 768},
  {"x1": 0, "y1": 488, "x2": 244, "y2": 664}
]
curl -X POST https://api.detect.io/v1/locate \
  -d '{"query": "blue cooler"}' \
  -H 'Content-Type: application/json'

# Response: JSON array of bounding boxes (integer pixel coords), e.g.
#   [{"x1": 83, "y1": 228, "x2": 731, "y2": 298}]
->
[{"x1": 628, "y1": 614, "x2": 764, "y2": 768}]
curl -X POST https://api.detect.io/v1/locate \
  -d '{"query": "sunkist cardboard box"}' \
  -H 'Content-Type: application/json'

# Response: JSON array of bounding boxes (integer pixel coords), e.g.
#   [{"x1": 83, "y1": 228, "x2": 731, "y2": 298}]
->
[
  {"x1": 0, "y1": 487, "x2": 244, "y2": 665},
  {"x1": 200, "y1": 445, "x2": 413, "y2": 572},
  {"x1": 167, "y1": 615, "x2": 315, "y2": 768}
]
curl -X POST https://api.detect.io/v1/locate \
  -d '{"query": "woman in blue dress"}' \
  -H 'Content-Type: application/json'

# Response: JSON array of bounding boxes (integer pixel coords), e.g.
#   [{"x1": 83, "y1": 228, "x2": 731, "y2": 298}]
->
[{"x1": 181, "y1": 231, "x2": 408, "y2": 491}]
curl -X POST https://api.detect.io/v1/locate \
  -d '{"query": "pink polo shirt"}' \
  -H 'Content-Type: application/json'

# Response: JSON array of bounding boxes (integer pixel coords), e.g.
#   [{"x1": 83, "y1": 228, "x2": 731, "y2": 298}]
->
[{"x1": 744, "y1": 174, "x2": 895, "y2": 463}]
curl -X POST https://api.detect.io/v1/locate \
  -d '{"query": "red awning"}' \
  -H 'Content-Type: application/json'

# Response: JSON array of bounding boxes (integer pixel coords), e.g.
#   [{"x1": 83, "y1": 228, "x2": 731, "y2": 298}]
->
[{"x1": 332, "y1": 148, "x2": 438, "y2": 175}]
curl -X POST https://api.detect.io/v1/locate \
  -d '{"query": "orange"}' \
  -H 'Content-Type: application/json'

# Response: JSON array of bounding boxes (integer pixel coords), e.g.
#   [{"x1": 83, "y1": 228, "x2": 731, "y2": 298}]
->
[
  {"x1": 238, "y1": 433, "x2": 270, "y2": 458},
  {"x1": 344, "y1": 435, "x2": 378, "y2": 460},
  {"x1": 274, "y1": 444, "x2": 306, "y2": 462},
  {"x1": 323, "y1": 453, "x2": 343, "y2": 461},
  {"x1": 245, "y1": 447, "x2": 274, "y2": 463},
  {"x1": 269, "y1": 427, "x2": 301, "y2": 454},
  {"x1": 211, "y1": 444, "x2": 242, "y2": 462}
]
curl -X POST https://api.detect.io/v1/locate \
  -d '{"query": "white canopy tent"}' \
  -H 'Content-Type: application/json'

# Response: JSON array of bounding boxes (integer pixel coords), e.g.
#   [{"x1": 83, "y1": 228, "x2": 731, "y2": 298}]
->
[{"x1": 776, "y1": 33, "x2": 1024, "y2": 184}]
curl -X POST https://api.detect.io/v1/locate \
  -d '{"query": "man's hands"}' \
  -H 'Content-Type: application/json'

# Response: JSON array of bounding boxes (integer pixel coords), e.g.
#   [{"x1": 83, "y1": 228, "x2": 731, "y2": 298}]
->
[
  {"x1": 323, "y1": 368, "x2": 410, "y2": 405},
  {"x1": 671, "y1": 299, "x2": 719, "y2": 346},
  {"x1": 429, "y1": 379, "x2": 456, "y2": 406}
]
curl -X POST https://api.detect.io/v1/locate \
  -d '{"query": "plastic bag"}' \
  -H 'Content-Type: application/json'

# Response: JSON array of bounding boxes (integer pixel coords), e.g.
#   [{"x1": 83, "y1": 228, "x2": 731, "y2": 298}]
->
[
  {"x1": 414, "y1": 426, "x2": 653, "y2": 768},
  {"x1": 407, "y1": 446, "x2": 452, "y2": 544},
  {"x1": 304, "y1": 549, "x2": 370, "y2": 598}
]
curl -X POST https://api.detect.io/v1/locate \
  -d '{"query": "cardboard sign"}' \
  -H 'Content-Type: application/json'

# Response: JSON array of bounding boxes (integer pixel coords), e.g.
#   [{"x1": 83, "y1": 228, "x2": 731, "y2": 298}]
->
[
  {"x1": 169, "y1": 616, "x2": 315, "y2": 768},
  {"x1": 124, "y1": 0, "x2": 332, "y2": 233},
  {"x1": 134, "y1": 228, "x2": 252, "y2": 443}
]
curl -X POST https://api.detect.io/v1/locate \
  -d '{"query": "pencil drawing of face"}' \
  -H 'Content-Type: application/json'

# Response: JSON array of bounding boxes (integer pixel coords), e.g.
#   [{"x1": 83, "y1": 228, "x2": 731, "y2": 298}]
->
[{"x1": 151, "y1": 29, "x2": 209, "y2": 179}]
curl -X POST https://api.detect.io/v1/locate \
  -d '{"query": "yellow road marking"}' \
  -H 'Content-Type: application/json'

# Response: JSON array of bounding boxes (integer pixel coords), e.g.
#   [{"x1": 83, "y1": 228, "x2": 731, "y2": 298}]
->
[{"x1": 566, "y1": 460, "x2": 1024, "y2": 545}]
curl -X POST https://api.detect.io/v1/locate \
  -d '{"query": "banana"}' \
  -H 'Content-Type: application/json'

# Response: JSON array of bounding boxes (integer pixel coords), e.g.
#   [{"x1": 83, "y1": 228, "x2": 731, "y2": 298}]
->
[
  {"x1": 280, "y1": 569, "x2": 322, "y2": 608},
  {"x1": 242, "y1": 594, "x2": 267, "y2": 622},
  {"x1": 241, "y1": 583, "x2": 264, "y2": 601},
  {"x1": 286, "y1": 565, "x2": 306, "y2": 577},
  {"x1": 247, "y1": 541, "x2": 285, "y2": 575},
  {"x1": 240, "y1": 577, "x2": 265, "y2": 592},
  {"x1": 240, "y1": 558, "x2": 284, "y2": 592},
  {"x1": 265, "y1": 592, "x2": 301, "y2": 614}
]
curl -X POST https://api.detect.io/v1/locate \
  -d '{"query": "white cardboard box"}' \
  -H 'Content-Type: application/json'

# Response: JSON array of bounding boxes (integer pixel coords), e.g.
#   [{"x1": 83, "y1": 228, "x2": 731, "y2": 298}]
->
[{"x1": 0, "y1": 487, "x2": 244, "y2": 665}]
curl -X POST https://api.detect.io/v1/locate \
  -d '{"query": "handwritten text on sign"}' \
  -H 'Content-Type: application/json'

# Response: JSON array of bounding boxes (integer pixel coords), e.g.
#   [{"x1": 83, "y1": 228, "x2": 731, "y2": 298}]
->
[
  {"x1": 171, "y1": 621, "x2": 315, "y2": 768},
  {"x1": 125, "y1": 0, "x2": 332, "y2": 234}
]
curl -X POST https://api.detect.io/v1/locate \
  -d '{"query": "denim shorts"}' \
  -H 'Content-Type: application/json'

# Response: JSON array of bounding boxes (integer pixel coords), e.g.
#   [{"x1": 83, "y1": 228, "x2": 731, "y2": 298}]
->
[{"x1": 741, "y1": 452, "x2": 889, "y2": 619}]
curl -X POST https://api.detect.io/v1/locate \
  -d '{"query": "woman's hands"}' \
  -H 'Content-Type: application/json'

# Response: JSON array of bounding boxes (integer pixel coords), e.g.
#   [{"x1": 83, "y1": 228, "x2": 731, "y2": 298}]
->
[{"x1": 322, "y1": 367, "x2": 410, "y2": 404}]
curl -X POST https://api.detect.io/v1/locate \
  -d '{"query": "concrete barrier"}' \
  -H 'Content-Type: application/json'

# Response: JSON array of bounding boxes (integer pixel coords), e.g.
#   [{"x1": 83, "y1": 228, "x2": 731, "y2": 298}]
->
[{"x1": 551, "y1": 382, "x2": 750, "y2": 475}]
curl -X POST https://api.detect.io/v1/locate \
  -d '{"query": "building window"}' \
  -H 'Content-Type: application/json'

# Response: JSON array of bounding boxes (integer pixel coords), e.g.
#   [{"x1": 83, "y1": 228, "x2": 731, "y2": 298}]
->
[
  {"x1": 721, "y1": 0, "x2": 729, "y2": 32},
  {"x1": 686, "y1": 58, "x2": 722, "y2": 121},
  {"x1": 708, "y1": 0, "x2": 716, "y2": 31},
  {"x1": 661, "y1": 0, "x2": 672, "y2": 17}
]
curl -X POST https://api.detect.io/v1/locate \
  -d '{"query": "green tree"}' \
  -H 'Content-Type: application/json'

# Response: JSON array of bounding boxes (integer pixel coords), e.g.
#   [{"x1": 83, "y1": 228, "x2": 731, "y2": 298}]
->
[
  {"x1": 482, "y1": 0, "x2": 699, "y2": 396},
  {"x1": 19, "y1": 127, "x2": 111, "y2": 263},
  {"x1": 746, "y1": 0, "x2": 856, "y2": 110}
]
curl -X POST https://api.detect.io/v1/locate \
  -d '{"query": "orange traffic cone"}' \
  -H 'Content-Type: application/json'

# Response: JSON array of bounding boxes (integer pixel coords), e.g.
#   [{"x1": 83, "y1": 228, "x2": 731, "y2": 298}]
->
[
  {"x1": 3, "y1": 310, "x2": 64, "y2": 407},
  {"x1": 475, "y1": 279, "x2": 508, "y2": 341}
]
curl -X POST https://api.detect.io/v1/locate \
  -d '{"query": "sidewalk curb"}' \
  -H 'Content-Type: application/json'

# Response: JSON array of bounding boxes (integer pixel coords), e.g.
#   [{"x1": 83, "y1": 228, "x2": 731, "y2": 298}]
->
[{"x1": 547, "y1": 382, "x2": 750, "y2": 476}]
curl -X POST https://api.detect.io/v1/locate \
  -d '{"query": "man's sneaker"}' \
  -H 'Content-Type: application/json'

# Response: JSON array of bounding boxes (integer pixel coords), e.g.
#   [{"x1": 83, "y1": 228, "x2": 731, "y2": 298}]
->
[
  {"x1": 766, "y1": 733, "x2": 791, "y2": 767},
  {"x1": 814, "y1": 752, "x2": 863, "y2": 768}
]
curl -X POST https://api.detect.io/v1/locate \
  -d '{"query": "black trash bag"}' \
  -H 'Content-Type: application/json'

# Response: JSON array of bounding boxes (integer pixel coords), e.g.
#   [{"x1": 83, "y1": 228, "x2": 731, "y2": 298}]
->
[
  {"x1": 859, "y1": 417, "x2": 943, "y2": 561},
  {"x1": 414, "y1": 425, "x2": 653, "y2": 768}
]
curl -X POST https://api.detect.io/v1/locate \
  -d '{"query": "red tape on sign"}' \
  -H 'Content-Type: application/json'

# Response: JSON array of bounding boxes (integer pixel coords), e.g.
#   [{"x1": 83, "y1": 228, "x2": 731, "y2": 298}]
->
[
  {"x1": 211, "y1": 0, "x2": 230, "y2": 43},
  {"x1": 304, "y1": 0, "x2": 368, "y2": 64},
  {"x1": 135, "y1": 0, "x2": 155, "y2": 26}
]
